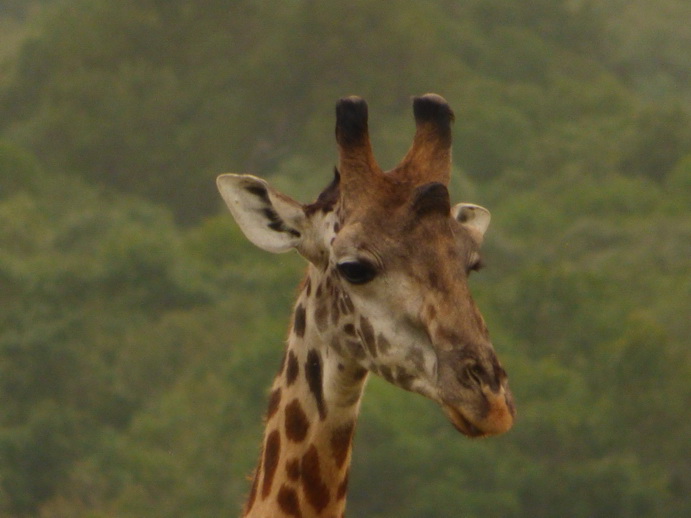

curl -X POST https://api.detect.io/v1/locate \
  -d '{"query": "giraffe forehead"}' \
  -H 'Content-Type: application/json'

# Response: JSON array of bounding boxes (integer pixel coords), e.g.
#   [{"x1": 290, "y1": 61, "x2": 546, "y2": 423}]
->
[
  {"x1": 331, "y1": 209, "x2": 474, "y2": 273},
  {"x1": 311, "y1": 169, "x2": 465, "y2": 258}
]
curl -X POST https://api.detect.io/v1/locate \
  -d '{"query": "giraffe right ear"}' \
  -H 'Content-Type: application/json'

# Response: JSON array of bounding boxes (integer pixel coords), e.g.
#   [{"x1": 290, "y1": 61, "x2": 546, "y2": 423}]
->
[
  {"x1": 217, "y1": 174, "x2": 306, "y2": 253},
  {"x1": 452, "y1": 203, "x2": 491, "y2": 237}
]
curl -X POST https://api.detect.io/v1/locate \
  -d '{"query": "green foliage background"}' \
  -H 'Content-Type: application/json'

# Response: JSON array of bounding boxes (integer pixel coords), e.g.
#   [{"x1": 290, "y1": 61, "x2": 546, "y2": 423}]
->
[{"x1": 0, "y1": 1, "x2": 689, "y2": 516}]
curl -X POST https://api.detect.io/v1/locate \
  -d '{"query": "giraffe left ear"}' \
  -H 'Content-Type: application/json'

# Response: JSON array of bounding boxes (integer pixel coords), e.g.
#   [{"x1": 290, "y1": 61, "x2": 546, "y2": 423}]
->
[
  {"x1": 217, "y1": 174, "x2": 306, "y2": 253},
  {"x1": 452, "y1": 203, "x2": 491, "y2": 237}
]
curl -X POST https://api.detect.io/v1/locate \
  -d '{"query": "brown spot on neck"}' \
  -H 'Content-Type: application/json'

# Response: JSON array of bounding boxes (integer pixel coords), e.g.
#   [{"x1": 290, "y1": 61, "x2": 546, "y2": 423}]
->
[
  {"x1": 330, "y1": 421, "x2": 356, "y2": 469},
  {"x1": 277, "y1": 484, "x2": 302, "y2": 517},
  {"x1": 301, "y1": 444, "x2": 331, "y2": 513},
  {"x1": 244, "y1": 467, "x2": 259, "y2": 515},
  {"x1": 285, "y1": 399, "x2": 310, "y2": 442},
  {"x1": 266, "y1": 388, "x2": 282, "y2": 420},
  {"x1": 305, "y1": 350, "x2": 327, "y2": 420},
  {"x1": 261, "y1": 430, "x2": 281, "y2": 498},
  {"x1": 293, "y1": 304, "x2": 307, "y2": 338},
  {"x1": 286, "y1": 457, "x2": 301, "y2": 481},
  {"x1": 286, "y1": 350, "x2": 300, "y2": 386}
]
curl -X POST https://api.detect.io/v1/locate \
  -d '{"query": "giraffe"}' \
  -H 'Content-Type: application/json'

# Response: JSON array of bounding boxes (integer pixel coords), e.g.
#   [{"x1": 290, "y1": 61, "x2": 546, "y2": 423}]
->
[{"x1": 217, "y1": 94, "x2": 515, "y2": 518}]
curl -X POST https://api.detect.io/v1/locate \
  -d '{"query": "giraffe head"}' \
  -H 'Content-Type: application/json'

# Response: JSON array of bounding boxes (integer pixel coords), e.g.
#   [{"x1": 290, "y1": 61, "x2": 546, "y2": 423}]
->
[{"x1": 218, "y1": 94, "x2": 515, "y2": 438}]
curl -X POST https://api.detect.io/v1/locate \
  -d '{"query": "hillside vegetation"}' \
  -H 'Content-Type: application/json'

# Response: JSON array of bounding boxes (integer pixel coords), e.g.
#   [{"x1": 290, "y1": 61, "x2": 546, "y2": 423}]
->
[{"x1": 0, "y1": 1, "x2": 689, "y2": 517}]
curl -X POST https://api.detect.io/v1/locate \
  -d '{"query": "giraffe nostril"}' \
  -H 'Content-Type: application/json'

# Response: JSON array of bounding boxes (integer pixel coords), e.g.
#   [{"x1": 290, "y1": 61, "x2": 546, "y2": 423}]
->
[
  {"x1": 468, "y1": 364, "x2": 484, "y2": 385},
  {"x1": 457, "y1": 363, "x2": 484, "y2": 388}
]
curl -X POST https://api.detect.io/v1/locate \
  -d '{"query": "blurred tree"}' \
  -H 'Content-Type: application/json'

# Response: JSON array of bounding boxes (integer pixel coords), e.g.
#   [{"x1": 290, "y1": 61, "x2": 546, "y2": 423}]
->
[
  {"x1": 666, "y1": 153, "x2": 691, "y2": 204},
  {"x1": 621, "y1": 103, "x2": 691, "y2": 182},
  {"x1": 0, "y1": 1, "x2": 689, "y2": 516},
  {"x1": 600, "y1": 0, "x2": 691, "y2": 103},
  {"x1": 0, "y1": 141, "x2": 42, "y2": 198},
  {"x1": 0, "y1": 164, "x2": 213, "y2": 514},
  {"x1": 0, "y1": 0, "x2": 653, "y2": 222}
]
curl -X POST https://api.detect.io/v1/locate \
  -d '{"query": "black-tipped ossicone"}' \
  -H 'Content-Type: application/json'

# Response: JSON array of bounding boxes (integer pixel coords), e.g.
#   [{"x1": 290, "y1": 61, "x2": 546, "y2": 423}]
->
[
  {"x1": 413, "y1": 94, "x2": 454, "y2": 125},
  {"x1": 336, "y1": 96, "x2": 369, "y2": 147}
]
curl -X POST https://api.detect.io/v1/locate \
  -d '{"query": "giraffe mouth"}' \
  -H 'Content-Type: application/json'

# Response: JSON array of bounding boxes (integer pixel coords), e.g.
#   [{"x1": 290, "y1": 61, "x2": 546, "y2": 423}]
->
[
  {"x1": 441, "y1": 388, "x2": 515, "y2": 438},
  {"x1": 442, "y1": 405, "x2": 487, "y2": 438}
]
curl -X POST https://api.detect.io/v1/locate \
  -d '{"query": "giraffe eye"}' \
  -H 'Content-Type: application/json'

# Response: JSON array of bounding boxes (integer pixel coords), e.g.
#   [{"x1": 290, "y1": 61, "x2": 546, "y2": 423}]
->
[{"x1": 337, "y1": 260, "x2": 377, "y2": 284}]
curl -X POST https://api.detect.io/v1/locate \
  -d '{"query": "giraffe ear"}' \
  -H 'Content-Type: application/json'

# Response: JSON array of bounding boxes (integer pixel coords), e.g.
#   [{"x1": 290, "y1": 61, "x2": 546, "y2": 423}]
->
[
  {"x1": 217, "y1": 174, "x2": 306, "y2": 253},
  {"x1": 452, "y1": 203, "x2": 491, "y2": 237}
]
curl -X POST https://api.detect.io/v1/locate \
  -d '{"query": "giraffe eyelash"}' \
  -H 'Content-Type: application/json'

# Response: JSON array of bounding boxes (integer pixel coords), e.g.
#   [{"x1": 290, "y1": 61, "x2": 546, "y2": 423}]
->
[{"x1": 337, "y1": 259, "x2": 378, "y2": 284}]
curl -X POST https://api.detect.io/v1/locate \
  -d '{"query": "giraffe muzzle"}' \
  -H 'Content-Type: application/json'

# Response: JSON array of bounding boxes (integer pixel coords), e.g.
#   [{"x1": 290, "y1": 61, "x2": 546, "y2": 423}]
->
[
  {"x1": 441, "y1": 386, "x2": 515, "y2": 438},
  {"x1": 436, "y1": 352, "x2": 516, "y2": 438}
]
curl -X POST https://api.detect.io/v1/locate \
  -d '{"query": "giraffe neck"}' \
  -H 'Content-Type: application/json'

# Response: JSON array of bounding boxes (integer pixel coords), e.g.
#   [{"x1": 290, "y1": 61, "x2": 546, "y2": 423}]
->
[{"x1": 244, "y1": 268, "x2": 369, "y2": 518}]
